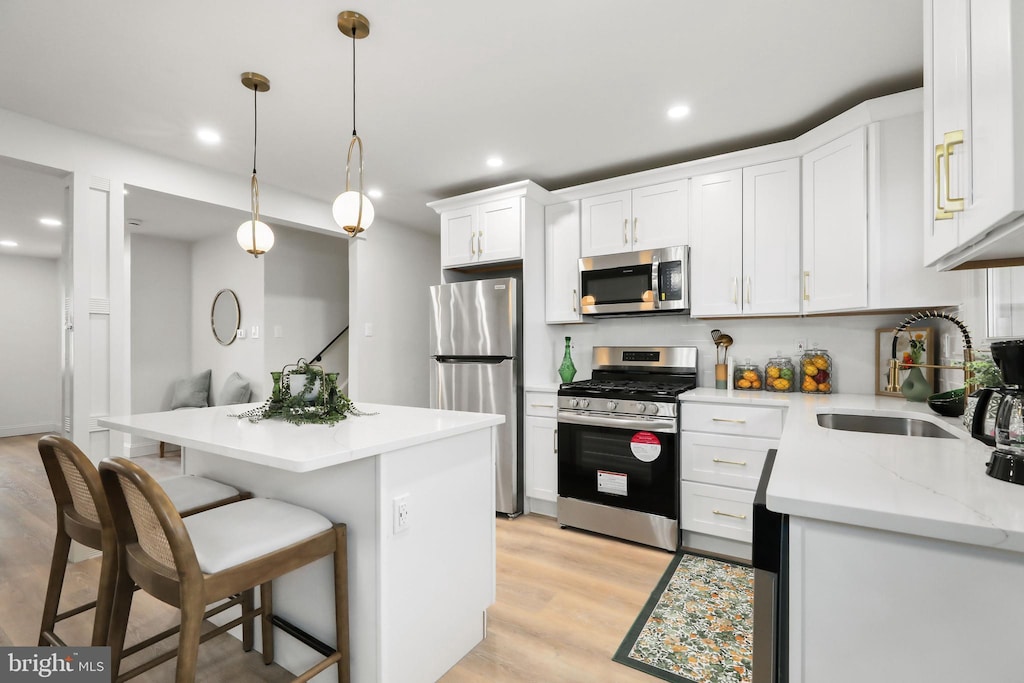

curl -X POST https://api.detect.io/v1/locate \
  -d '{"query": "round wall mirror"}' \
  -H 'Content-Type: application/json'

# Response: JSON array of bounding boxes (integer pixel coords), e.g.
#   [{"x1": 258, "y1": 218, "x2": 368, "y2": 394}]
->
[{"x1": 211, "y1": 289, "x2": 240, "y2": 346}]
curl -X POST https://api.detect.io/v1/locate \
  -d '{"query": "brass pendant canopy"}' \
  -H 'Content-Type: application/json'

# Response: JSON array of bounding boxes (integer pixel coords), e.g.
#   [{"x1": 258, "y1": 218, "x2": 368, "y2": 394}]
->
[
  {"x1": 337, "y1": 11, "x2": 370, "y2": 39},
  {"x1": 241, "y1": 72, "x2": 270, "y2": 92}
]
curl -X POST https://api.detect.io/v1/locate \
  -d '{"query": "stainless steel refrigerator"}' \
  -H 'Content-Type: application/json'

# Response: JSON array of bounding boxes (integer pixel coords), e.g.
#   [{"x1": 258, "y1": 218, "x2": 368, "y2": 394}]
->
[{"x1": 429, "y1": 277, "x2": 523, "y2": 517}]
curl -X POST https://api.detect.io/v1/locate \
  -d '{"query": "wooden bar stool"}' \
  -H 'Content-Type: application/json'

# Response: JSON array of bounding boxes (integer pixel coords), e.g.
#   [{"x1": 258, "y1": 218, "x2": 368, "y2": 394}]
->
[
  {"x1": 36, "y1": 435, "x2": 246, "y2": 649},
  {"x1": 99, "y1": 456, "x2": 350, "y2": 683}
]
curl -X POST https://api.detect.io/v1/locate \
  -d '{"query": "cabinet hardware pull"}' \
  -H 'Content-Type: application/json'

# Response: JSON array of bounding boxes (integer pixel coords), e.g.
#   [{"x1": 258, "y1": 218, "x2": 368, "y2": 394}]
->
[
  {"x1": 633, "y1": 217, "x2": 638, "y2": 244},
  {"x1": 553, "y1": 428, "x2": 558, "y2": 453},
  {"x1": 731, "y1": 277, "x2": 738, "y2": 304},
  {"x1": 572, "y1": 288, "x2": 577, "y2": 313},
  {"x1": 470, "y1": 232, "x2": 476, "y2": 255},
  {"x1": 712, "y1": 417, "x2": 747, "y2": 424},
  {"x1": 477, "y1": 230, "x2": 484, "y2": 253},
  {"x1": 744, "y1": 276, "x2": 751, "y2": 305},
  {"x1": 713, "y1": 509, "x2": 747, "y2": 520},
  {"x1": 530, "y1": 403, "x2": 554, "y2": 409},
  {"x1": 943, "y1": 130, "x2": 965, "y2": 213},
  {"x1": 934, "y1": 143, "x2": 953, "y2": 220},
  {"x1": 803, "y1": 271, "x2": 810, "y2": 301},
  {"x1": 623, "y1": 219, "x2": 628, "y2": 245},
  {"x1": 712, "y1": 458, "x2": 747, "y2": 466}
]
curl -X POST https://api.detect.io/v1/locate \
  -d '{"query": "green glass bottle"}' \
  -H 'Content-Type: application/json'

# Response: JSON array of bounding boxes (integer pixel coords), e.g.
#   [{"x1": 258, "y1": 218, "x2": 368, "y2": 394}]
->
[{"x1": 558, "y1": 337, "x2": 577, "y2": 383}]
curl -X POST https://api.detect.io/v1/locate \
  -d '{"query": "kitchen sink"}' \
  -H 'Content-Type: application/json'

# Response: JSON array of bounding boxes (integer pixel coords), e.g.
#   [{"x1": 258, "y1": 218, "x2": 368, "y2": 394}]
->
[{"x1": 816, "y1": 412, "x2": 958, "y2": 439}]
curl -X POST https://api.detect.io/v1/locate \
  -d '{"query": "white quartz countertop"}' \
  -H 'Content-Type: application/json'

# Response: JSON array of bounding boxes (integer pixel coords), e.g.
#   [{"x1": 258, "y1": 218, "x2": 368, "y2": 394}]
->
[
  {"x1": 682, "y1": 388, "x2": 1024, "y2": 552},
  {"x1": 100, "y1": 403, "x2": 504, "y2": 473}
]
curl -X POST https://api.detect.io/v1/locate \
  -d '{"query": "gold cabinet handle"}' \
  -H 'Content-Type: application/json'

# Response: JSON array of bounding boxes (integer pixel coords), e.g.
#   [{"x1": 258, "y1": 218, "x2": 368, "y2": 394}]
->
[
  {"x1": 477, "y1": 230, "x2": 484, "y2": 254},
  {"x1": 713, "y1": 509, "x2": 747, "y2": 520},
  {"x1": 935, "y1": 143, "x2": 953, "y2": 220},
  {"x1": 745, "y1": 276, "x2": 751, "y2": 305},
  {"x1": 944, "y1": 130, "x2": 965, "y2": 212},
  {"x1": 633, "y1": 217, "x2": 638, "y2": 244},
  {"x1": 623, "y1": 218, "x2": 629, "y2": 245},
  {"x1": 572, "y1": 288, "x2": 577, "y2": 313},
  {"x1": 803, "y1": 271, "x2": 810, "y2": 301},
  {"x1": 712, "y1": 458, "x2": 748, "y2": 466},
  {"x1": 731, "y1": 277, "x2": 738, "y2": 304},
  {"x1": 470, "y1": 231, "x2": 477, "y2": 255},
  {"x1": 712, "y1": 417, "x2": 747, "y2": 424},
  {"x1": 530, "y1": 403, "x2": 554, "y2": 409}
]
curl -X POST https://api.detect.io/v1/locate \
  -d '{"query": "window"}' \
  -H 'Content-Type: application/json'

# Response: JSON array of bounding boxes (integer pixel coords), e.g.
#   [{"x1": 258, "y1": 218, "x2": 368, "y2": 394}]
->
[{"x1": 988, "y1": 266, "x2": 1024, "y2": 338}]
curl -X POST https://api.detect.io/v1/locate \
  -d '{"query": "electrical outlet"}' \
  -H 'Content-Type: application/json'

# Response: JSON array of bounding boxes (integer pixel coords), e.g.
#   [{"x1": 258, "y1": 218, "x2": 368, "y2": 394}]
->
[
  {"x1": 795, "y1": 338, "x2": 807, "y2": 353},
  {"x1": 393, "y1": 494, "x2": 410, "y2": 534}
]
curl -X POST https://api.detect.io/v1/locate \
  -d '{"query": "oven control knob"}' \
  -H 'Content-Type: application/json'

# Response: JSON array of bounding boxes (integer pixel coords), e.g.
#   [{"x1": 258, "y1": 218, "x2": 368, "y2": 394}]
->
[
  {"x1": 607, "y1": 400, "x2": 617, "y2": 411},
  {"x1": 647, "y1": 403, "x2": 660, "y2": 415},
  {"x1": 580, "y1": 398, "x2": 590, "y2": 409},
  {"x1": 569, "y1": 398, "x2": 579, "y2": 409},
  {"x1": 636, "y1": 403, "x2": 647, "y2": 413}
]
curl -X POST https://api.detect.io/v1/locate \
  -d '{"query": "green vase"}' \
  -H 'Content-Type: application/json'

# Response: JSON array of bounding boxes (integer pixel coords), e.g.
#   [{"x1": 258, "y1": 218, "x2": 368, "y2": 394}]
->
[
  {"x1": 558, "y1": 337, "x2": 577, "y2": 383},
  {"x1": 901, "y1": 366, "x2": 933, "y2": 402}
]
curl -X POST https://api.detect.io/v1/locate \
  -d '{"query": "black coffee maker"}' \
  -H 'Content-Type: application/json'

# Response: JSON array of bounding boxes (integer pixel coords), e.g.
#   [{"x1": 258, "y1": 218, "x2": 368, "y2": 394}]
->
[{"x1": 972, "y1": 339, "x2": 1024, "y2": 484}]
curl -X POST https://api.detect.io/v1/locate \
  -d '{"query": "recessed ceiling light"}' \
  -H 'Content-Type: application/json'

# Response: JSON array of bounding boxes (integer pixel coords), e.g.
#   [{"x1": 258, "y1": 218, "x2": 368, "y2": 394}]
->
[
  {"x1": 486, "y1": 156, "x2": 504, "y2": 168},
  {"x1": 0, "y1": 240, "x2": 18, "y2": 248},
  {"x1": 367, "y1": 188, "x2": 383, "y2": 200},
  {"x1": 39, "y1": 217, "x2": 62, "y2": 227},
  {"x1": 196, "y1": 128, "x2": 222, "y2": 145},
  {"x1": 667, "y1": 104, "x2": 691, "y2": 120}
]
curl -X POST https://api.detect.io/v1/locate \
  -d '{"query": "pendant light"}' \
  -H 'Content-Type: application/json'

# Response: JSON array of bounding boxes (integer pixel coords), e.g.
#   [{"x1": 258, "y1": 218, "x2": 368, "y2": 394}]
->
[
  {"x1": 237, "y1": 72, "x2": 275, "y2": 257},
  {"x1": 333, "y1": 11, "x2": 375, "y2": 237}
]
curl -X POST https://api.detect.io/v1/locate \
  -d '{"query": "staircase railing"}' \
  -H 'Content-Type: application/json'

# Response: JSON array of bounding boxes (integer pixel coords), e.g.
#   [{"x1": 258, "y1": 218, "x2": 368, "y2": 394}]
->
[{"x1": 312, "y1": 326, "x2": 348, "y2": 364}]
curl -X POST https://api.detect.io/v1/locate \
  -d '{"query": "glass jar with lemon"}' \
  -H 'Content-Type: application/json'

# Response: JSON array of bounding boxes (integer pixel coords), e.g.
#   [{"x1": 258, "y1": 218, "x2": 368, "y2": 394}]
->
[
  {"x1": 800, "y1": 348, "x2": 833, "y2": 393},
  {"x1": 764, "y1": 357, "x2": 795, "y2": 392},
  {"x1": 734, "y1": 360, "x2": 763, "y2": 391}
]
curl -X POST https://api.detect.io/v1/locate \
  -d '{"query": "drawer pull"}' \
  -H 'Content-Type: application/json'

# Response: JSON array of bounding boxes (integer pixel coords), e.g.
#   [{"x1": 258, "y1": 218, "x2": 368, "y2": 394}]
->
[
  {"x1": 712, "y1": 458, "x2": 747, "y2": 466},
  {"x1": 530, "y1": 403, "x2": 554, "y2": 409},
  {"x1": 712, "y1": 509, "x2": 747, "y2": 520},
  {"x1": 711, "y1": 417, "x2": 747, "y2": 424}
]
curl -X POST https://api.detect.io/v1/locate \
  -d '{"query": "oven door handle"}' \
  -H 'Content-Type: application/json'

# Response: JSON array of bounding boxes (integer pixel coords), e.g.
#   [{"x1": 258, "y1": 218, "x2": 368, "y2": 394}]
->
[{"x1": 557, "y1": 411, "x2": 677, "y2": 433}]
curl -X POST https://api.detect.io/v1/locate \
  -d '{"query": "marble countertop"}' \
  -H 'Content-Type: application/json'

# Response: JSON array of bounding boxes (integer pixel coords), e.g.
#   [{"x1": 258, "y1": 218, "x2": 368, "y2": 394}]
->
[
  {"x1": 100, "y1": 403, "x2": 504, "y2": 473},
  {"x1": 681, "y1": 388, "x2": 1024, "y2": 552}
]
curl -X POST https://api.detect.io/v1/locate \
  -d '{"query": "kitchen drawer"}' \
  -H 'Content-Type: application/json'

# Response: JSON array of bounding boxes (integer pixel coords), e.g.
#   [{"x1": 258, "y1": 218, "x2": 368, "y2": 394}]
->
[
  {"x1": 679, "y1": 402, "x2": 784, "y2": 438},
  {"x1": 680, "y1": 432, "x2": 777, "y2": 490},
  {"x1": 525, "y1": 391, "x2": 558, "y2": 418},
  {"x1": 680, "y1": 481, "x2": 754, "y2": 544}
]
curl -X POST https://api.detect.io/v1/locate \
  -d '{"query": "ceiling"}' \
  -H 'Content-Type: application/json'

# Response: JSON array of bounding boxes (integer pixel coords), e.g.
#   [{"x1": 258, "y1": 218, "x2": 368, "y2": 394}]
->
[{"x1": 0, "y1": 1, "x2": 923, "y2": 259}]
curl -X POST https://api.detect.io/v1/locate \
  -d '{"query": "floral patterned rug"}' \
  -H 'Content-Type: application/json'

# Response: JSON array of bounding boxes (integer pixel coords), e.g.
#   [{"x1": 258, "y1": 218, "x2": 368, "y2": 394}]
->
[{"x1": 613, "y1": 553, "x2": 754, "y2": 683}]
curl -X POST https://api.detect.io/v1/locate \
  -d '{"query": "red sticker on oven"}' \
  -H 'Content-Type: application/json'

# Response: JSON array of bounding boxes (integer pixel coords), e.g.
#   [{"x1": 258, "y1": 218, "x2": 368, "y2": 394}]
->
[{"x1": 630, "y1": 431, "x2": 661, "y2": 462}]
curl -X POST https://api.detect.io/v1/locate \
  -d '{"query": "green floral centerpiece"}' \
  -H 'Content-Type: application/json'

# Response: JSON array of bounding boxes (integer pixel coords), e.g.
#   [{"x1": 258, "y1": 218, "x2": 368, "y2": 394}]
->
[{"x1": 231, "y1": 358, "x2": 371, "y2": 426}]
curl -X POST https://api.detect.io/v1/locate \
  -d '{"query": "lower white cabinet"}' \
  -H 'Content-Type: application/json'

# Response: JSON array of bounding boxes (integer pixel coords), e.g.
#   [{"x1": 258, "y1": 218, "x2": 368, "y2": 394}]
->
[
  {"x1": 524, "y1": 390, "x2": 558, "y2": 514},
  {"x1": 679, "y1": 399, "x2": 784, "y2": 555}
]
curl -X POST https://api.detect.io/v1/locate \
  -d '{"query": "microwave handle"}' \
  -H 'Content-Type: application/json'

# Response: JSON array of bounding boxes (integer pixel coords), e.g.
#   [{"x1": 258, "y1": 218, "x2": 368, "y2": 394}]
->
[{"x1": 651, "y1": 255, "x2": 661, "y2": 308}]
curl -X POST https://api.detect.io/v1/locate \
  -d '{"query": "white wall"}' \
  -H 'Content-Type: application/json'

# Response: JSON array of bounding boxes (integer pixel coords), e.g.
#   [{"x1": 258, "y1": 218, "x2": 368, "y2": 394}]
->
[
  {"x1": 0, "y1": 254, "x2": 60, "y2": 436},
  {"x1": 348, "y1": 221, "x2": 441, "y2": 407},
  {"x1": 191, "y1": 231, "x2": 265, "y2": 405},
  {"x1": 265, "y1": 226, "x2": 349, "y2": 383},
  {"x1": 130, "y1": 235, "x2": 191, "y2": 414}
]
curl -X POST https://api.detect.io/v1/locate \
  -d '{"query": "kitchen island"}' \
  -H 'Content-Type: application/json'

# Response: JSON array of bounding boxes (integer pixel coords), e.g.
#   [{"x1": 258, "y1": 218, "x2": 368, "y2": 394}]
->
[
  {"x1": 683, "y1": 389, "x2": 1024, "y2": 683},
  {"x1": 100, "y1": 403, "x2": 504, "y2": 683}
]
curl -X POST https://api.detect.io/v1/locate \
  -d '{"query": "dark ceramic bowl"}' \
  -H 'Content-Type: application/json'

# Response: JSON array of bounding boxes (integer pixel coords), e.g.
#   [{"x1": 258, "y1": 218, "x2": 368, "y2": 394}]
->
[{"x1": 927, "y1": 388, "x2": 966, "y2": 418}]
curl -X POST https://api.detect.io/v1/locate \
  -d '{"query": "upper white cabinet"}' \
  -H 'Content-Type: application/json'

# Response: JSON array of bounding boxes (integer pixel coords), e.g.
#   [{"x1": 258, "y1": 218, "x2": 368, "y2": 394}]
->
[
  {"x1": 690, "y1": 160, "x2": 801, "y2": 317},
  {"x1": 924, "y1": 0, "x2": 1024, "y2": 269},
  {"x1": 544, "y1": 200, "x2": 583, "y2": 324},
  {"x1": 430, "y1": 181, "x2": 551, "y2": 269},
  {"x1": 802, "y1": 128, "x2": 869, "y2": 313},
  {"x1": 580, "y1": 179, "x2": 688, "y2": 257}
]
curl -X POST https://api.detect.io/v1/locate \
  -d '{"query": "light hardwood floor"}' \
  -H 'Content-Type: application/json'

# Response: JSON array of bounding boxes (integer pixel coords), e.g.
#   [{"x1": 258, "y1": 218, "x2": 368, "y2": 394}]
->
[{"x1": 1, "y1": 433, "x2": 671, "y2": 682}]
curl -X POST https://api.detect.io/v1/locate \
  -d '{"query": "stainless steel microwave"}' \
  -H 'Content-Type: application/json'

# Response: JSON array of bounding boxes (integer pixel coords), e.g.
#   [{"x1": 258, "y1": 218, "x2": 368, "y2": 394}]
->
[{"x1": 579, "y1": 245, "x2": 690, "y2": 316}]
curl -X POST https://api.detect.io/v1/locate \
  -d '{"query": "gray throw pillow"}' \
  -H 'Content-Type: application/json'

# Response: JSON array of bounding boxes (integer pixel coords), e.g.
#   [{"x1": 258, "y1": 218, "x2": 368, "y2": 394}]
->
[
  {"x1": 221, "y1": 371, "x2": 252, "y2": 405},
  {"x1": 170, "y1": 369, "x2": 212, "y2": 410}
]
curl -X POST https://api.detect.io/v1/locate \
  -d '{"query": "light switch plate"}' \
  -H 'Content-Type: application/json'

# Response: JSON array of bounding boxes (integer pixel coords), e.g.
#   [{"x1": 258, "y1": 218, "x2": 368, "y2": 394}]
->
[{"x1": 236, "y1": 328, "x2": 246, "y2": 339}]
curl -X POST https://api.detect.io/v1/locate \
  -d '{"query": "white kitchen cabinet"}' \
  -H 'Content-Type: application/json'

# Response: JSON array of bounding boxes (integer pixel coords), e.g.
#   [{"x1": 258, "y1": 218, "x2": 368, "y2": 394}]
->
[
  {"x1": 440, "y1": 197, "x2": 522, "y2": 268},
  {"x1": 690, "y1": 160, "x2": 800, "y2": 317},
  {"x1": 440, "y1": 206, "x2": 478, "y2": 267},
  {"x1": 580, "y1": 179, "x2": 688, "y2": 257},
  {"x1": 524, "y1": 391, "x2": 558, "y2": 515},
  {"x1": 678, "y1": 399, "x2": 785, "y2": 559},
  {"x1": 801, "y1": 127, "x2": 868, "y2": 313},
  {"x1": 924, "y1": 0, "x2": 1024, "y2": 269},
  {"x1": 544, "y1": 200, "x2": 583, "y2": 323}
]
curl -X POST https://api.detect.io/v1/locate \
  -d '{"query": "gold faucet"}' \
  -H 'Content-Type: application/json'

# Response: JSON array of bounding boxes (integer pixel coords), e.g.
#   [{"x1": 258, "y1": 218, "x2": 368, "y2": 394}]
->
[{"x1": 885, "y1": 311, "x2": 974, "y2": 395}]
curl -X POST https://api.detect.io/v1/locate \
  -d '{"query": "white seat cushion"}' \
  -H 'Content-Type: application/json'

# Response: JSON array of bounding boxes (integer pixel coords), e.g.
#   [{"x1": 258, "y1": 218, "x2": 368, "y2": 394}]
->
[
  {"x1": 159, "y1": 475, "x2": 240, "y2": 514},
  {"x1": 183, "y1": 498, "x2": 333, "y2": 574}
]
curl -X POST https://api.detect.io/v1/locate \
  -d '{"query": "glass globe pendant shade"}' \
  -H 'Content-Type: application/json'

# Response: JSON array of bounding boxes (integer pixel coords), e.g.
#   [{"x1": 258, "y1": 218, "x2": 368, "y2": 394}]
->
[
  {"x1": 236, "y1": 219, "x2": 275, "y2": 256},
  {"x1": 332, "y1": 190, "x2": 375, "y2": 236}
]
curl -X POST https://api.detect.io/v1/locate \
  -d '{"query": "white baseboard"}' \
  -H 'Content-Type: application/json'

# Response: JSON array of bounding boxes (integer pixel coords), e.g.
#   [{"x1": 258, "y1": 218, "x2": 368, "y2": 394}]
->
[
  {"x1": 0, "y1": 423, "x2": 59, "y2": 438},
  {"x1": 128, "y1": 438, "x2": 179, "y2": 458}
]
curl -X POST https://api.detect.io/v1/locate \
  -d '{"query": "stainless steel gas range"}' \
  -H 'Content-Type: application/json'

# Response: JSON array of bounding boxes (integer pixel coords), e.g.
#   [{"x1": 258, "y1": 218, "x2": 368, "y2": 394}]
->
[{"x1": 556, "y1": 346, "x2": 698, "y2": 551}]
